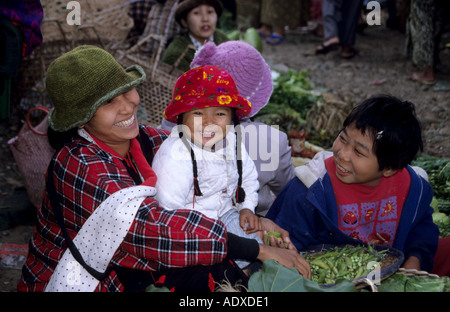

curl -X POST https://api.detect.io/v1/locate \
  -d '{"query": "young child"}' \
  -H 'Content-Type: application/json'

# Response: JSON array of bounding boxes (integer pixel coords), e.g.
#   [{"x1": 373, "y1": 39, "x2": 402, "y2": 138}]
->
[
  {"x1": 161, "y1": 0, "x2": 229, "y2": 72},
  {"x1": 152, "y1": 65, "x2": 263, "y2": 268},
  {"x1": 266, "y1": 95, "x2": 439, "y2": 272},
  {"x1": 160, "y1": 40, "x2": 295, "y2": 216}
]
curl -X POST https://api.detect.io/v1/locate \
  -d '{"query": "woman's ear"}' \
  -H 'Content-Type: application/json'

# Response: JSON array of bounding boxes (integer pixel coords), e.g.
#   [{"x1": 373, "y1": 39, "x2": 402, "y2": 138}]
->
[{"x1": 181, "y1": 18, "x2": 188, "y2": 28}]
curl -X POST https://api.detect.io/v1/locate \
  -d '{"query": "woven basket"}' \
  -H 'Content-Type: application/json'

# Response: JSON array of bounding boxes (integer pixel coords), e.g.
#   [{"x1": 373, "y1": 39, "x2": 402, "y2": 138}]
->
[
  {"x1": 397, "y1": 268, "x2": 441, "y2": 279},
  {"x1": 12, "y1": 23, "x2": 104, "y2": 112},
  {"x1": 40, "y1": 0, "x2": 133, "y2": 43},
  {"x1": 8, "y1": 106, "x2": 55, "y2": 208},
  {"x1": 117, "y1": 0, "x2": 185, "y2": 126}
]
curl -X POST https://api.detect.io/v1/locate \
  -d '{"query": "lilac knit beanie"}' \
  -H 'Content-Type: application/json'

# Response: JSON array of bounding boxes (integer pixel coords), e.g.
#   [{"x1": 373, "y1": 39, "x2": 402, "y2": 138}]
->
[{"x1": 190, "y1": 41, "x2": 273, "y2": 117}]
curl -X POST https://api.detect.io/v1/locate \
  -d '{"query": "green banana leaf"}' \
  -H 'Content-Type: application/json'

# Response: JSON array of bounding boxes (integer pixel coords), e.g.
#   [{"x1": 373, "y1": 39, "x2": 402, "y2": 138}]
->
[{"x1": 248, "y1": 259, "x2": 357, "y2": 292}]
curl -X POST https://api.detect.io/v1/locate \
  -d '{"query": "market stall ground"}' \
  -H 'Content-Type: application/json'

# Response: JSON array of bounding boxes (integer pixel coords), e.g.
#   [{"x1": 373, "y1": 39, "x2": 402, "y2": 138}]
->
[{"x1": 0, "y1": 18, "x2": 449, "y2": 292}]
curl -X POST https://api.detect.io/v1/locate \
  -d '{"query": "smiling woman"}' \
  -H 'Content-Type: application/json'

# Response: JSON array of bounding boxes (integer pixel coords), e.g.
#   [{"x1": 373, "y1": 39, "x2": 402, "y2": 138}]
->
[
  {"x1": 83, "y1": 89, "x2": 140, "y2": 157},
  {"x1": 18, "y1": 46, "x2": 310, "y2": 292},
  {"x1": 18, "y1": 46, "x2": 236, "y2": 292}
]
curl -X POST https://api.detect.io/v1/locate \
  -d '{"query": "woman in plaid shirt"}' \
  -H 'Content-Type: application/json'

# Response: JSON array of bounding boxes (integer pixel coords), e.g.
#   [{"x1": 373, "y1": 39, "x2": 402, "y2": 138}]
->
[{"x1": 18, "y1": 46, "x2": 309, "y2": 292}]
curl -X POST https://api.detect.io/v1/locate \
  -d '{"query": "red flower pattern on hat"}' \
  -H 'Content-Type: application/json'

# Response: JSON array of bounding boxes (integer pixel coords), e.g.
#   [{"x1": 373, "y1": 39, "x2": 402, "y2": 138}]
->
[{"x1": 164, "y1": 65, "x2": 252, "y2": 123}]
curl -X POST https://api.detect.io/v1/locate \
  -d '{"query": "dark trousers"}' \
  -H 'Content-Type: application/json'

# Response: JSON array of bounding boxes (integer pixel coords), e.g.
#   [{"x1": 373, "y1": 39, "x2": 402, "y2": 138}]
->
[{"x1": 322, "y1": 0, "x2": 363, "y2": 46}]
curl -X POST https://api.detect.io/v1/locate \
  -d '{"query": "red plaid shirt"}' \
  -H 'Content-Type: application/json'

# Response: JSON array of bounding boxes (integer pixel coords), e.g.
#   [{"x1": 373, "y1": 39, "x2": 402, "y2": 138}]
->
[{"x1": 18, "y1": 125, "x2": 228, "y2": 292}]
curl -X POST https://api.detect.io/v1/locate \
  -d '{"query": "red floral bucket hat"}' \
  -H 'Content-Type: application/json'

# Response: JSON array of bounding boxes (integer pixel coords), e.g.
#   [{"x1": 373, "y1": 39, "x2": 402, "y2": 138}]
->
[{"x1": 163, "y1": 65, "x2": 252, "y2": 123}]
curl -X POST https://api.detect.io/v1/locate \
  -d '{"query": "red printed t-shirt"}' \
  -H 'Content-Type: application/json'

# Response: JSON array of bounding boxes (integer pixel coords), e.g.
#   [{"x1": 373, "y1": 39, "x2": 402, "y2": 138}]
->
[{"x1": 325, "y1": 157, "x2": 411, "y2": 247}]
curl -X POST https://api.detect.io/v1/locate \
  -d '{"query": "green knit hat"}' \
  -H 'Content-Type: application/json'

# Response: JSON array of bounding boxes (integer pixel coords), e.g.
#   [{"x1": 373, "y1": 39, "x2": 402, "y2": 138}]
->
[{"x1": 46, "y1": 45, "x2": 146, "y2": 132}]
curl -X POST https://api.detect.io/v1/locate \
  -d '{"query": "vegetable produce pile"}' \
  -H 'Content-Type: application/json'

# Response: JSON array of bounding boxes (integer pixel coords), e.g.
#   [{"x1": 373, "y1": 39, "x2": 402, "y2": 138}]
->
[
  {"x1": 303, "y1": 244, "x2": 390, "y2": 285},
  {"x1": 253, "y1": 70, "x2": 322, "y2": 134},
  {"x1": 412, "y1": 156, "x2": 450, "y2": 238},
  {"x1": 377, "y1": 273, "x2": 450, "y2": 292}
]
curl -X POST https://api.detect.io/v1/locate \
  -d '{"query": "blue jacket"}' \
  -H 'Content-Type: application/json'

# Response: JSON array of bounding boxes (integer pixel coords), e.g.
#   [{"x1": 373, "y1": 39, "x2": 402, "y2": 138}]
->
[{"x1": 266, "y1": 152, "x2": 439, "y2": 271}]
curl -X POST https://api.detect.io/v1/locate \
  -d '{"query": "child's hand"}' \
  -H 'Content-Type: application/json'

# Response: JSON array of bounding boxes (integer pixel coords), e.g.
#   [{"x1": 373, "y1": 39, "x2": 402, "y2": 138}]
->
[{"x1": 239, "y1": 209, "x2": 261, "y2": 234}]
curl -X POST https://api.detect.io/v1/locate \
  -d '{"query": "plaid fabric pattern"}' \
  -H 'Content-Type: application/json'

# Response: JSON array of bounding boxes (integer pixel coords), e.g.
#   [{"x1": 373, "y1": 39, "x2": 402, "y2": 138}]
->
[
  {"x1": 18, "y1": 125, "x2": 228, "y2": 292},
  {"x1": 128, "y1": 0, "x2": 157, "y2": 38}
]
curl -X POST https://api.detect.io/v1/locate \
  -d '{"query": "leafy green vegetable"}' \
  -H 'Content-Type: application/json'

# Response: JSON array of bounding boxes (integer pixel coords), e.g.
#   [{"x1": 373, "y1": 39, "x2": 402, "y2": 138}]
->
[
  {"x1": 412, "y1": 156, "x2": 450, "y2": 204},
  {"x1": 254, "y1": 70, "x2": 321, "y2": 133},
  {"x1": 378, "y1": 274, "x2": 450, "y2": 292},
  {"x1": 248, "y1": 259, "x2": 356, "y2": 292},
  {"x1": 432, "y1": 212, "x2": 450, "y2": 238},
  {"x1": 223, "y1": 27, "x2": 263, "y2": 52},
  {"x1": 405, "y1": 276, "x2": 447, "y2": 292},
  {"x1": 412, "y1": 156, "x2": 450, "y2": 237},
  {"x1": 377, "y1": 273, "x2": 409, "y2": 292},
  {"x1": 243, "y1": 27, "x2": 263, "y2": 53}
]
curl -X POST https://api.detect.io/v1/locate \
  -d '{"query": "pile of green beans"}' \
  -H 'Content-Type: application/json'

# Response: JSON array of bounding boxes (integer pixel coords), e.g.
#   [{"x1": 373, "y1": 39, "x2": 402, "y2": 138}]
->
[{"x1": 304, "y1": 244, "x2": 388, "y2": 285}]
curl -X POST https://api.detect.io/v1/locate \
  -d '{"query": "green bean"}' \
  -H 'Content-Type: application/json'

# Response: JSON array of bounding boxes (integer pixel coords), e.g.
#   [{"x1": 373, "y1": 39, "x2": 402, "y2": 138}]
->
[{"x1": 305, "y1": 244, "x2": 387, "y2": 284}]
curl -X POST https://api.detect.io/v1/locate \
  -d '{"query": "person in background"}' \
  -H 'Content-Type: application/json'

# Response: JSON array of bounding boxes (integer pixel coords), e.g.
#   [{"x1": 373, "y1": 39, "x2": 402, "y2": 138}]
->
[
  {"x1": 0, "y1": 0, "x2": 43, "y2": 119},
  {"x1": 256, "y1": 0, "x2": 310, "y2": 45},
  {"x1": 315, "y1": 0, "x2": 362, "y2": 59},
  {"x1": 161, "y1": 0, "x2": 229, "y2": 72},
  {"x1": 406, "y1": 0, "x2": 443, "y2": 85}
]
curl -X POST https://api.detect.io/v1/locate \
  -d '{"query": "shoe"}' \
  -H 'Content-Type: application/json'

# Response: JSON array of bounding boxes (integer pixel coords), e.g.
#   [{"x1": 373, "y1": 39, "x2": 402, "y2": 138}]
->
[
  {"x1": 315, "y1": 42, "x2": 339, "y2": 54},
  {"x1": 409, "y1": 72, "x2": 436, "y2": 85},
  {"x1": 340, "y1": 47, "x2": 359, "y2": 59},
  {"x1": 266, "y1": 33, "x2": 286, "y2": 45}
]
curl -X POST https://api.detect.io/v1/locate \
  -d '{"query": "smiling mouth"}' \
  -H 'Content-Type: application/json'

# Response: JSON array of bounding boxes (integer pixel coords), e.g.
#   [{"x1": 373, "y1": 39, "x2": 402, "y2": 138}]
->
[
  {"x1": 200, "y1": 130, "x2": 215, "y2": 137},
  {"x1": 114, "y1": 115, "x2": 135, "y2": 128},
  {"x1": 336, "y1": 162, "x2": 351, "y2": 174}
]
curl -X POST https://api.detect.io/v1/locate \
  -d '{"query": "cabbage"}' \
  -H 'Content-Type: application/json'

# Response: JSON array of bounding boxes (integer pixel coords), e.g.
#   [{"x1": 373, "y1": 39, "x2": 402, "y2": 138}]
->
[
  {"x1": 433, "y1": 211, "x2": 450, "y2": 237},
  {"x1": 379, "y1": 274, "x2": 450, "y2": 292}
]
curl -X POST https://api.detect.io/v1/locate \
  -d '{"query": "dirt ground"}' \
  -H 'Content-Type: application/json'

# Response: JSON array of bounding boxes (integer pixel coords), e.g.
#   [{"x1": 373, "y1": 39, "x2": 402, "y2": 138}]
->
[{"x1": 0, "y1": 13, "x2": 449, "y2": 292}]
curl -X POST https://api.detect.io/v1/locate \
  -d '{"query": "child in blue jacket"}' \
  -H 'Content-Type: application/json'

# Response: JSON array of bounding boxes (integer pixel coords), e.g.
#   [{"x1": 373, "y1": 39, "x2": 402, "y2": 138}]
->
[{"x1": 266, "y1": 95, "x2": 439, "y2": 272}]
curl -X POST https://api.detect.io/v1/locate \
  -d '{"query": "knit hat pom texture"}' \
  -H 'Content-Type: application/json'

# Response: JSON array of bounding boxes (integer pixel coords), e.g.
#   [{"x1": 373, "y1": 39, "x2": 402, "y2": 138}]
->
[{"x1": 191, "y1": 41, "x2": 273, "y2": 117}]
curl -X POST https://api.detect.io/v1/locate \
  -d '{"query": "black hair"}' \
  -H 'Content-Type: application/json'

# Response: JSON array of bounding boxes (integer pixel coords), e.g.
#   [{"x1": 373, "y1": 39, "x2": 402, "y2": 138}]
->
[
  {"x1": 342, "y1": 94, "x2": 423, "y2": 171},
  {"x1": 178, "y1": 0, "x2": 223, "y2": 23},
  {"x1": 47, "y1": 126, "x2": 80, "y2": 151},
  {"x1": 177, "y1": 108, "x2": 246, "y2": 203}
]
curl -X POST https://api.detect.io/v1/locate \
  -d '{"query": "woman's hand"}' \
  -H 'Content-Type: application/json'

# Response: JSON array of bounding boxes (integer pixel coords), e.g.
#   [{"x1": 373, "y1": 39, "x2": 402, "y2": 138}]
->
[
  {"x1": 259, "y1": 217, "x2": 296, "y2": 250},
  {"x1": 255, "y1": 217, "x2": 310, "y2": 278},
  {"x1": 257, "y1": 243, "x2": 311, "y2": 279}
]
